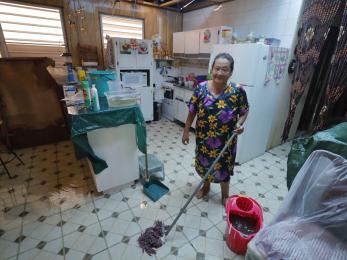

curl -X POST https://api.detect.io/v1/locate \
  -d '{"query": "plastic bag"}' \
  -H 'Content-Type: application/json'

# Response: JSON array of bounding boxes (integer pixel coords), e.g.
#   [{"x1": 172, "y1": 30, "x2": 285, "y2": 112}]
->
[
  {"x1": 246, "y1": 150, "x2": 347, "y2": 260},
  {"x1": 287, "y1": 122, "x2": 347, "y2": 189}
]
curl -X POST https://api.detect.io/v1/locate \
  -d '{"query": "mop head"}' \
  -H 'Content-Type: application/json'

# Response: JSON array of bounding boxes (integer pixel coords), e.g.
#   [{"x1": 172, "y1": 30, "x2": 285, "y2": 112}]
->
[{"x1": 138, "y1": 220, "x2": 169, "y2": 255}]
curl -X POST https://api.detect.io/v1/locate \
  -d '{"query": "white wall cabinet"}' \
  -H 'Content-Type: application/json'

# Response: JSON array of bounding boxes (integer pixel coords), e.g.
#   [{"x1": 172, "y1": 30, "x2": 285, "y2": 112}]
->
[
  {"x1": 184, "y1": 30, "x2": 200, "y2": 54},
  {"x1": 173, "y1": 32, "x2": 185, "y2": 54},
  {"x1": 199, "y1": 27, "x2": 219, "y2": 54},
  {"x1": 173, "y1": 26, "x2": 232, "y2": 55},
  {"x1": 114, "y1": 39, "x2": 153, "y2": 69}
]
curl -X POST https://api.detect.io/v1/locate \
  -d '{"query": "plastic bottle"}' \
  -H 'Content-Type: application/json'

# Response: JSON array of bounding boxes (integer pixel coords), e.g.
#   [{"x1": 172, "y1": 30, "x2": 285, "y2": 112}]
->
[
  {"x1": 81, "y1": 80, "x2": 91, "y2": 109},
  {"x1": 77, "y1": 68, "x2": 86, "y2": 81},
  {"x1": 67, "y1": 64, "x2": 76, "y2": 83},
  {"x1": 90, "y1": 84, "x2": 100, "y2": 112}
]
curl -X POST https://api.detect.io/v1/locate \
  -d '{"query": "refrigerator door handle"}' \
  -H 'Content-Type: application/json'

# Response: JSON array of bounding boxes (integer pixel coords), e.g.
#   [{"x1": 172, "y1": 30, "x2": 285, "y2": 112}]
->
[{"x1": 124, "y1": 86, "x2": 136, "y2": 90}]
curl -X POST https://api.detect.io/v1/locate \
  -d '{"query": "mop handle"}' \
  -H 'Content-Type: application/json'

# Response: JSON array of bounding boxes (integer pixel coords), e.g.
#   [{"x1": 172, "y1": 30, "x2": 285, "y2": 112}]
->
[
  {"x1": 144, "y1": 150, "x2": 149, "y2": 181},
  {"x1": 165, "y1": 133, "x2": 237, "y2": 236}
]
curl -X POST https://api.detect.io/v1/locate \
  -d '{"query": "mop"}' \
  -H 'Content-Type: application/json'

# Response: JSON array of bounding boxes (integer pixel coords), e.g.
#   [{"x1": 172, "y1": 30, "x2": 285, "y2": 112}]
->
[{"x1": 138, "y1": 133, "x2": 237, "y2": 255}]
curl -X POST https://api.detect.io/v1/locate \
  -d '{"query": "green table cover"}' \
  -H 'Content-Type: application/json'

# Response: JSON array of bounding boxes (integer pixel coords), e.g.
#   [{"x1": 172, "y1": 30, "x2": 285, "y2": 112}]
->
[
  {"x1": 69, "y1": 98, "x2": 147, "y2": 174},
  {"x1": 287, "y1": 122, "x2": 347, "y2": 189}
]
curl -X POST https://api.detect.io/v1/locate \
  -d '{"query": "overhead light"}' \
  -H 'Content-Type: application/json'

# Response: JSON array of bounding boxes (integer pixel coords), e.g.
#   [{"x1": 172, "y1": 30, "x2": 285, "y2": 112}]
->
[
  {"x1": 213, "y1": 4, "x2": 222, "y2": 11},
  {"x1": 180, "y1": 0, "x2": 196, "y2": 10}
]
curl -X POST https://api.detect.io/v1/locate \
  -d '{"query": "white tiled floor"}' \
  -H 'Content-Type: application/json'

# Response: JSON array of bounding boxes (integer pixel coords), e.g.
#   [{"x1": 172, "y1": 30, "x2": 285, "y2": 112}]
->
[{"x1": 0, "y1": 119, "x2": 290, "y2": 260}]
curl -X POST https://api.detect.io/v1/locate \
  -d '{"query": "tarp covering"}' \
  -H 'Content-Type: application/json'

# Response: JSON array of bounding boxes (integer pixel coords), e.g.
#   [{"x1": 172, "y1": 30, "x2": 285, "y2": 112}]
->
[
  {"x1": 69, "y1": 98, "x2": 146, "y2": 174},
  {"x1": 287, "y1": 122, "x2": 347, "y2": 188}
]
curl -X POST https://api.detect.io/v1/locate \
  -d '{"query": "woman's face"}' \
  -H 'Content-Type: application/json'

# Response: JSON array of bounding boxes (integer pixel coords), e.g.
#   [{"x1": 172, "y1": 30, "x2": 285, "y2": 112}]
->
[{"x1": 212, "y1": 58, "x2": 232, "y2": 85}]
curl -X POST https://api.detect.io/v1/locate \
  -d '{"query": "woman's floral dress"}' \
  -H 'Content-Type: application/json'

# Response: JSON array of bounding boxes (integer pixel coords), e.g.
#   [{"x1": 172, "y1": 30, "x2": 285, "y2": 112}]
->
[{"x1": 188, "y1": 81, "x2": 249, "y2": 183}]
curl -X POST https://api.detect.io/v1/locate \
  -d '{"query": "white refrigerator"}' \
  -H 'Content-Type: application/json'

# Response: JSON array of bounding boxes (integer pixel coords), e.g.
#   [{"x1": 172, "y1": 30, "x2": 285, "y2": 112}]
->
[
  {"x1": 112, "y1": 37, "x2": 154, "y2": 121},
  {"x1": 209, "y1": 43, "x2": 288, "y2": 164}
]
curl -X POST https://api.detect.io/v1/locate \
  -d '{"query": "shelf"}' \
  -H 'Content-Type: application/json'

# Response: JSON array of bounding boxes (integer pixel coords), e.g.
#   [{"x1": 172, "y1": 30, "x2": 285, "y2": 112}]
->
[
  {"x1": 154, "y1": 58, "x2": 174, "y2": 61},
  {"x1": 155, "y1": 58, "x2": 174, "y2": 69},
  {"x1": 173, "y1": 55, "x2": 210, "y2": 60}
]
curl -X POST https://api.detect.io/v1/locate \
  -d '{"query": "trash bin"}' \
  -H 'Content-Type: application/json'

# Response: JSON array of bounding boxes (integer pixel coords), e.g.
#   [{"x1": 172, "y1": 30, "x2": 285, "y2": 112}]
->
[
  {"x1": 89, "y1": 70, "x2": 116, "y2": 97},
  {"x1": 153, "y1": 101, "x2": 162, "y2": 121}
]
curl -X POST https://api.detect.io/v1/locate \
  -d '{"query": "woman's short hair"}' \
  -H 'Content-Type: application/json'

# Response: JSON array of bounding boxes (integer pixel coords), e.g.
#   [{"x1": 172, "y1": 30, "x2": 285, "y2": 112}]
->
[{"x1": 211, "y1": 53, "x2": 234, "y2": 73}]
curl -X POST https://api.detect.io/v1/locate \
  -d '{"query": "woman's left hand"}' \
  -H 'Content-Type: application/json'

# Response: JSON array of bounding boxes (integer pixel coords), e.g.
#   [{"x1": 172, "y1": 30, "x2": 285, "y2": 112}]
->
[{"x1": 233, "y1": 125, "x2": 244, "y2": 135}]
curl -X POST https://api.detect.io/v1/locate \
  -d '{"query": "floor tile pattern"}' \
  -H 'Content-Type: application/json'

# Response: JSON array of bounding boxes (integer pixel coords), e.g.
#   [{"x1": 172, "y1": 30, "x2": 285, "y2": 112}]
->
[{"x1": 0, "y1": 119, "x2": 290, "y2": 259}]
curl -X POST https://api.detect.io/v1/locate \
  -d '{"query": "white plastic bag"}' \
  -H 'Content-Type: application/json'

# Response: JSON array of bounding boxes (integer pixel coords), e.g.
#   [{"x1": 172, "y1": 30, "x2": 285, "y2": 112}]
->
[{"x1": 246, "y1": 150, "x2": 347, "y2": 260}]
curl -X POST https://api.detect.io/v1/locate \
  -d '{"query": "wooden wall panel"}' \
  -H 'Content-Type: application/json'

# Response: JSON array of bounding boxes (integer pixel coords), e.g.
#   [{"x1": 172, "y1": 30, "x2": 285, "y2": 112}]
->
[{"x1": 13, "y1": 0, "x2": 182, "y2": 66}]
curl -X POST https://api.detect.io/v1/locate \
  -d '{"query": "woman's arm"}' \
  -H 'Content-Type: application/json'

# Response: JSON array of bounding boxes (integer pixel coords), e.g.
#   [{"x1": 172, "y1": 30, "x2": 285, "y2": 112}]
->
[
  {"x1": 182, "y1": 112, "x2": 196, "y2": 144},
  {"x1": 233, "y1": 111, "x2": 249, "y2": 135},
  {"x1": 238, "y1": 111, "x2": 248, "y2": 126}
]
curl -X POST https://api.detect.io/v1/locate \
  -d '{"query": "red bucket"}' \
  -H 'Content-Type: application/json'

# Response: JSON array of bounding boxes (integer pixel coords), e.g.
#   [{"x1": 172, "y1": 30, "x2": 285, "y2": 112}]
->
[{"x1": 225, "y1": 195, "x2": 263, "y2": 255}]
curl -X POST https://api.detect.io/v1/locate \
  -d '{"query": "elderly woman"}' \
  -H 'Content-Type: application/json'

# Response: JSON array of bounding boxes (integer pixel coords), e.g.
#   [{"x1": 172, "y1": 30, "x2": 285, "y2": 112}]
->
[{"x1": 182, "y1": 53, "x2": 249, "y2": 206}]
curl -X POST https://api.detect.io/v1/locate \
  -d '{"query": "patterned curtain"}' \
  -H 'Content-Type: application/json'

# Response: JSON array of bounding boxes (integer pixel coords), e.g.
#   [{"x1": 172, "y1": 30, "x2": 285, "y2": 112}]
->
[
  {"x1": 314, "y1": 2, "x2": 347, "y2": 130},
  {"x1": 281, "y1": 0, "x2": 341, "y2": 141}
]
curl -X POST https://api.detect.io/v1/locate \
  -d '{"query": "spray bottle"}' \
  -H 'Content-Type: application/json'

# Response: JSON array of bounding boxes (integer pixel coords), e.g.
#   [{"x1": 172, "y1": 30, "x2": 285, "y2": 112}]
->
[
  {"x1": 81, "y1": 80, "x2": 91, "y2": 109},
  {"x1": 90, "y1": 84, "x2": 100, "y2": 112}
]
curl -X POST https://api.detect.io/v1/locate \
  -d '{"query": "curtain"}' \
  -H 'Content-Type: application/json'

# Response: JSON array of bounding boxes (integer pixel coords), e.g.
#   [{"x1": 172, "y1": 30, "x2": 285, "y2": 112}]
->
[
  {"x1": 281, "y1": 0, "x2": 341, "y2": 141},
  {"x1": 314, "y1": 2, "x2": 347, "y2": 130}
]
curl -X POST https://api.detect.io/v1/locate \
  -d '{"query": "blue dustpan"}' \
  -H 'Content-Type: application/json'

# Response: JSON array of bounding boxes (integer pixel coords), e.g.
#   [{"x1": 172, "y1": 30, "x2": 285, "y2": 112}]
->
[
  {"x1": 141, "y1": 152, "x2": 169, "y2": 202},
  {"x1": 143, "y1": 177, "x2": 169, "y2": 202}
]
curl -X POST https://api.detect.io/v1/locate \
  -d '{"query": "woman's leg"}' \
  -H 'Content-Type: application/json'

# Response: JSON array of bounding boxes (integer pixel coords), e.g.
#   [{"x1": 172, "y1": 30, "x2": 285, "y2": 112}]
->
[
  {"x1": 196, "y1": 181, "x2": 210, "y2": 199},
  {"x1": 220, "y1": 181, "x2": 229, "y2": 206}
]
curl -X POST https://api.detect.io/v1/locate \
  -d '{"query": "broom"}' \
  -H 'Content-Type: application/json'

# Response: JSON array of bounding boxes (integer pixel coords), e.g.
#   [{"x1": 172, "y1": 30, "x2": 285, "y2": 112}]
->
[{"x1": 138, "y1": 133, "x2": 237, "y2": 255}]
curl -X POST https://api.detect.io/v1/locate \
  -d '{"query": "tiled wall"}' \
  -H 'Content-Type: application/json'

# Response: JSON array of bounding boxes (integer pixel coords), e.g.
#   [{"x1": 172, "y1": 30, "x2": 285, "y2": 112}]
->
[
  {"x1": 182, "y1": 0, "x2": 305, "y2": 147},
  {"x1": 183, "y1": 0, "x2": 303, "y2": 48}
]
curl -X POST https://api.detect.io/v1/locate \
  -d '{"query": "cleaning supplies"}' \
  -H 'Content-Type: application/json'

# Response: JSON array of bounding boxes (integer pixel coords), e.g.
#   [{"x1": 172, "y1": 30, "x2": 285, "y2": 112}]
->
[
  {"x1": 90, "y1": 84, "x2": 100, "y2": 112},
  {"x1": 138, "y1": 221, "x2": 169, "y2": 256},
  {"x1": 138, "y1": 134, "x2": 237, "y2": 255},
  {"x1": 225, "y1": 195, "x2": 263, "y2": 254},
  {"x1": 67, "y1": 63, "x2": 76, "y2": 83},
  {"x1": 89, "y1": 70, "x2": 116, "y2": 97},
  {"x1": 77, "y1": 68, "x2": 87, "y2": 81},
  {"x1": 81, "y1": 80, "x2": 91, "y2": 109}
]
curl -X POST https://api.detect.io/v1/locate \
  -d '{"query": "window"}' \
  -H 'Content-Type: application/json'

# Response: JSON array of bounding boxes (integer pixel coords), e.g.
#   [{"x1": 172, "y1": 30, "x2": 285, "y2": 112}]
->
[
  {"x1": 0, "y1": 1, "x2": 66, "y2": 66},
  {"x1": 100, "y1": 14, "x2": 143, "y2": 46}
]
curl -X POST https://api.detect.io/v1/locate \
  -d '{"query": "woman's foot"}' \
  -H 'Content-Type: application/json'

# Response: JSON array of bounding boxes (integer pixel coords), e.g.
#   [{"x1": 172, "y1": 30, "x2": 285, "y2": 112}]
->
[
  {"x1": 196, "y1": 182, "x2": 210, "y2": 199},
  {"x1": 222, "y1": 196, "x2": 228, "y2": 207},
  {"x1": 220, "y1": 182, "x2": 230, "y2": 207}
]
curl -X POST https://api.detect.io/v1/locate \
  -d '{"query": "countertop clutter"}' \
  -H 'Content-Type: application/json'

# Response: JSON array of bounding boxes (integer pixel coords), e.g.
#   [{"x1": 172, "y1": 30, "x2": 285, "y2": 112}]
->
[{"x1": 60, "y1": 65, "x2": 146, "y2": 193}]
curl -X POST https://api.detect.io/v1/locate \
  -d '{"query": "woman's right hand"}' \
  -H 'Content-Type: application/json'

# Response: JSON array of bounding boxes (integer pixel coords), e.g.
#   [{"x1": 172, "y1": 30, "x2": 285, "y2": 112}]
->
[{"x1": 182, "y1": 130, "x2": 189, "y2": 145}]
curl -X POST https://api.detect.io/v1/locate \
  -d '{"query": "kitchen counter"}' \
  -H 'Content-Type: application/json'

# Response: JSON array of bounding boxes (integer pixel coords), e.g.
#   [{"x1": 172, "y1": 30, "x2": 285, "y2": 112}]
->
[
  {"x1": 161, "y1": 82, "x2": 196, "y2": 124},
  {"x1": 173, "y1": 83, "x2": 195, "y2": 91},
  {"x1": 172, "y1": 85, "x2": 196, "y2": 127}
]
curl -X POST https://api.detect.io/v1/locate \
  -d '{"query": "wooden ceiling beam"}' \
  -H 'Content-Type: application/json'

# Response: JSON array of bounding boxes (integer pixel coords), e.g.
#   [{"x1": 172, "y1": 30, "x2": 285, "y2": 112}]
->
[
  {"x1": 160, "y1": 0, "x2": 185, "y2": 8},
  {"x1": 182, "y1": 0, "x2": 234, "y2": 13},
  {"x1": 119, "y1": 0, "x2": 180, "y2": 11}
]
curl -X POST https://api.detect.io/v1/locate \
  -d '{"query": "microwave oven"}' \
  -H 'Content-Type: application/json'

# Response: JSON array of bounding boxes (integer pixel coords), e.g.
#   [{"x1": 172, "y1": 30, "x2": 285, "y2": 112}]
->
[{"x1": 120, "y1": 70, "x2": 150, "y2": 88}]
